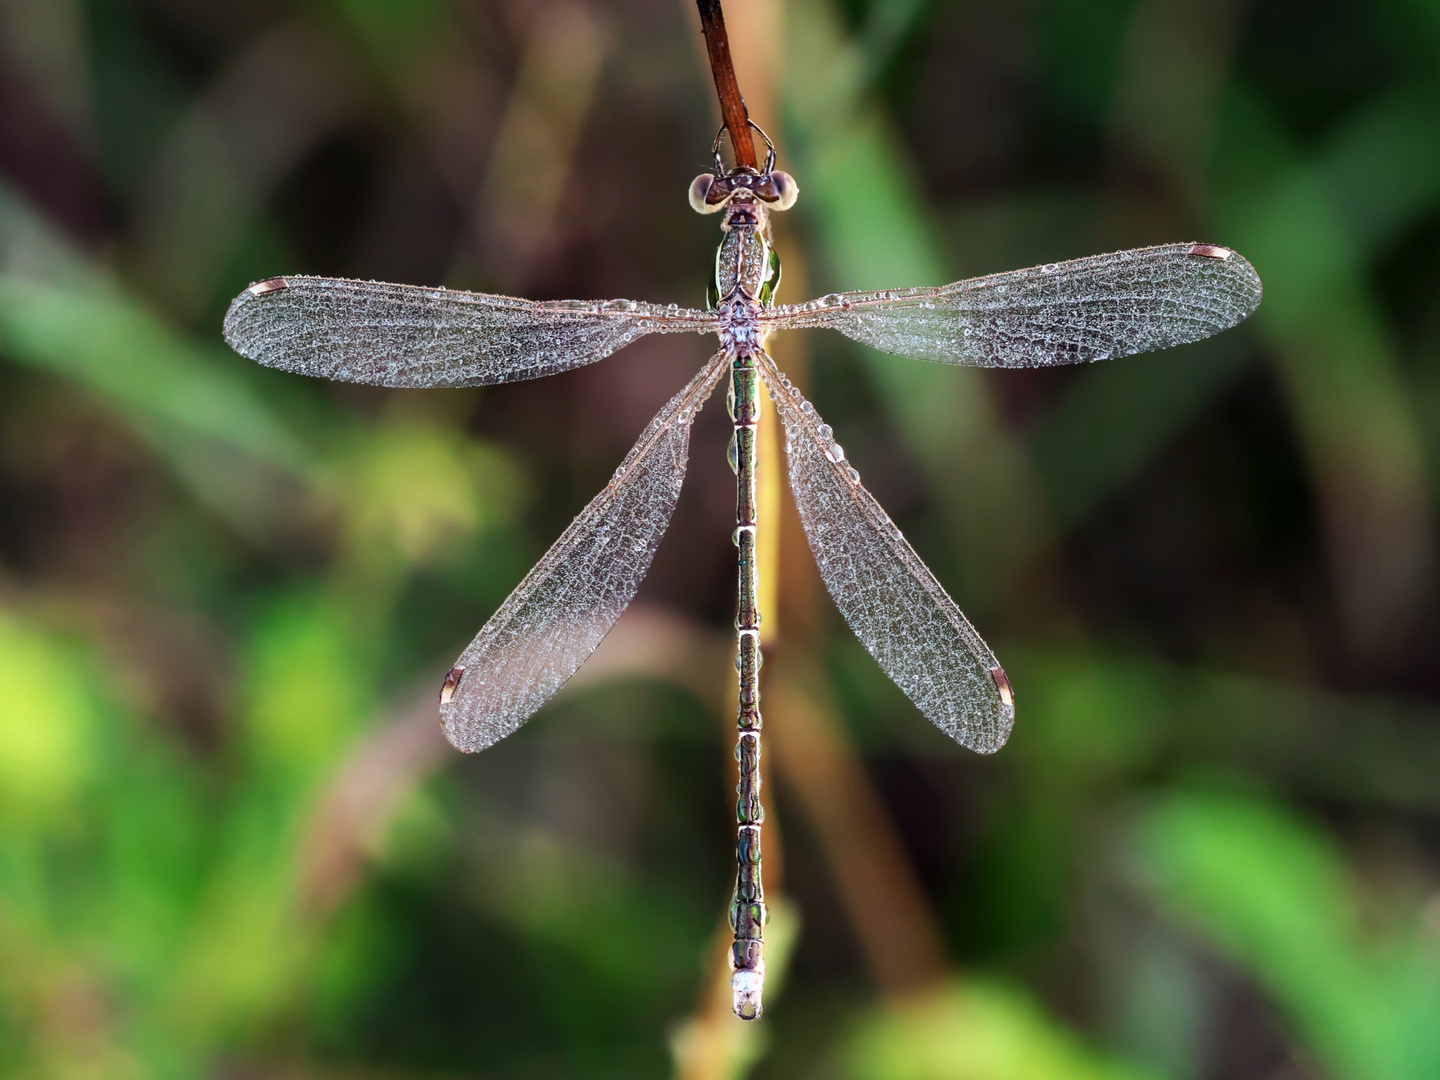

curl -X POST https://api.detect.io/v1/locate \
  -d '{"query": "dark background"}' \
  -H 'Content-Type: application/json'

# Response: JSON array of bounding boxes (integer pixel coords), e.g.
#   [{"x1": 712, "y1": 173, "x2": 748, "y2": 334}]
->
[{"x1": 2, "y1": 0, "x2": 1439, "y2": 1077}]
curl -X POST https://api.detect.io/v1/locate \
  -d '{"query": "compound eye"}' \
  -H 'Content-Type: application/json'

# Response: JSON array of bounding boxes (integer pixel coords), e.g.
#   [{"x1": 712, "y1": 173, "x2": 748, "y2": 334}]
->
[
  {"x1": 767, "y1": 170, "x2": 798, "y2": 211},
  {"x1": 689, "y1": 173, "x2": 725, "y2": 214}
]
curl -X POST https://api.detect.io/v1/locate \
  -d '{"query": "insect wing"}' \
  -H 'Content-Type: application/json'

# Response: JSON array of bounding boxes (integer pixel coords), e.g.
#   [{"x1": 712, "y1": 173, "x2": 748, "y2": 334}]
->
[
  {"x1": 224, "y1": 276, "x2": 716, "y2": 388},
  {"x1": 759, "y1": 243, "x2": 1261, "y2": 368},
  {"x1": 441, "y1": 351, "x2": 728, "y2": 752},
  {"x1": 757, "y1": 351, "x2": 1014, "y2": 753}
]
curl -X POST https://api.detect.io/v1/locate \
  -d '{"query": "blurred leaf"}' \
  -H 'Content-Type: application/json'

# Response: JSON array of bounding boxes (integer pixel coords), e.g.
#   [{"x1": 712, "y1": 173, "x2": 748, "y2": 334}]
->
[
  {"x1": 846, "y1": 979, "x2": 1160, "y2": 1080},
  {"x1": 1133, "y1": 790, "x2": 1440, "y2": 1080},
  {"x1": 242, "y1": 594, "x2": 373, "y2": 773},
  {"x1": 149, "y1": 595, "x2": 377, "y2": 1058},
  {"x1": 476, "y1": 827, "x2": 704, "y2": 992},
  {"x1": 328, "y1": 410, "x2": 525, "y2": 571},
  {"x1": 0, "y1": 612, "x2": 96, "y2": 828}
]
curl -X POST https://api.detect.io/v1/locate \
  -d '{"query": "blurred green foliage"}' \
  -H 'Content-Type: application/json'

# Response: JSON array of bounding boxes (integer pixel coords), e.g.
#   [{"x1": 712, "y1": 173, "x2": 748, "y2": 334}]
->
[{"x1": 2, "y1": 0, "x2": 1440, "y2": 1077}]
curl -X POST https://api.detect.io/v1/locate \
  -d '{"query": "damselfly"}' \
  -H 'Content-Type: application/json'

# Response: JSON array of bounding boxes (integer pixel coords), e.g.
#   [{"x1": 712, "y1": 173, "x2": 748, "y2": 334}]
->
[{"x1": 223, "y1": 121, "x2": 1262, "y2": 1020}]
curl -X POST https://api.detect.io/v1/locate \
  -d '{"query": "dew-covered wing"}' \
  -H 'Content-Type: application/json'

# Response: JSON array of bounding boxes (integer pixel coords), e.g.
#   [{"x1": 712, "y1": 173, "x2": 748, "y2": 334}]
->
[
  {"x1": 757, "y1": 351, "x2": 1013, "y2": 752},
  {"x1": 440, "y1": 351, "x2": 727, "y2": 752},
  {"x1": 223, "y1": 276, "x2": 717, "y2": 387},
  {"x1": 759, "y1": 243, "x2": 1261, "y2": 368}
]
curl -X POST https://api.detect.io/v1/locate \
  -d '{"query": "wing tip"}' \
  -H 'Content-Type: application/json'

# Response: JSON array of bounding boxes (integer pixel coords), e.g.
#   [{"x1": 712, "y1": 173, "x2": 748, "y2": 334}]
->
[
  {"x1": 1186, "y1": 242, "x2": 1264, "y2": 318},
  {"x1": 939, "y1": 666, "x2": 1017, "y2": 755},
  {"x1": 441, "y1": 703, "x2": 495, "y2": 755},
  {"x1": 223, "y1": 277, "x2": 295, "y2": 356}
]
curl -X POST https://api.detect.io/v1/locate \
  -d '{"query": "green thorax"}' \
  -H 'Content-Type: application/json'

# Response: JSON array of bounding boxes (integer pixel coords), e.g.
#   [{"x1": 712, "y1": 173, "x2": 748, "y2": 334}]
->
[{"x1": 708, "y1": 227, "x2": 781, "y2": 310}]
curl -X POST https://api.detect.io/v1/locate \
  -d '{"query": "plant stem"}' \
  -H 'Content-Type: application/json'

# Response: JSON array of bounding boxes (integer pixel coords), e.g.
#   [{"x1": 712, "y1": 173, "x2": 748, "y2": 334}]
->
[{"x1": 696, "y1": 0, "x2": 758, "y2": 169}]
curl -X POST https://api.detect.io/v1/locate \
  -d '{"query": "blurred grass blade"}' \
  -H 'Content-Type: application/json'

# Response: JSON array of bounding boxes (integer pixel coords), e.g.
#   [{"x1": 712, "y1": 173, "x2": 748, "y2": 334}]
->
[
  {"x1": 0, "y1": 180, "x2": 320, "y2": 540},
  {"x1": 1319, "y1": 83, "x2": 1440, "y2": 254},
  {"x1": 1005, "y1": 646, "x2": 1440, "y2": 814},
  {"x1": 0, "y1": 275, "x2": 308, "y2": 471},
  {"x1": 130, "y1": 21, "x2": 366, "y2": 319},
  {"x1": 1028, "y1": 334, "x2": 1251, "y2": 530},
  {"x1": 1102, "y1": 0, "x2": 1435, "y2": 657},
  {"x1": 783, "y1": 0, "x2": 1054, "y2": 613}
]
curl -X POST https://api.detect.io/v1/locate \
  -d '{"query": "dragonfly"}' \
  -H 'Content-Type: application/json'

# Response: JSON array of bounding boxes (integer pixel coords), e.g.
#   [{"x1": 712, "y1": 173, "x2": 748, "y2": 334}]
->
[{"x1": 223, "y1": 121, "x2": 1262, "y2": 1020}]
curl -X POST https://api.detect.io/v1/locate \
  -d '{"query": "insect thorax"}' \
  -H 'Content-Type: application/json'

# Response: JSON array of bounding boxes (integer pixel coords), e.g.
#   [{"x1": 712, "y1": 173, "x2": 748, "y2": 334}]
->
[{"x1": 709, "y1": 200, "x2": 782, "y2": 310}]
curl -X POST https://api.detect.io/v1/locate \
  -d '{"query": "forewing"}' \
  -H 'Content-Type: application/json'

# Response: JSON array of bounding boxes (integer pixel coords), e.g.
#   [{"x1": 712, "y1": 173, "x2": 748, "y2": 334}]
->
[
  {"x1": 224, "y1": 276, "x2": 716, "y2": 387},
  {"x1": 441, "y1": 351, "x2": 728, "y2": 752},
  {"x1": 760, "y1": 243, "x2": 1261, "y2": 368},
  {"x1": 757, "y1": 351, "x2": 1014, "y2": 752}
]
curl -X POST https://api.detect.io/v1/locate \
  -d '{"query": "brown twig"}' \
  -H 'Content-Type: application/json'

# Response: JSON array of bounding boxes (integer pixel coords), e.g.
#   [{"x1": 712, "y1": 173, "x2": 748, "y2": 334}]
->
[{"x1": 696, "y1": 0, "x2": 758, "y2": 169}]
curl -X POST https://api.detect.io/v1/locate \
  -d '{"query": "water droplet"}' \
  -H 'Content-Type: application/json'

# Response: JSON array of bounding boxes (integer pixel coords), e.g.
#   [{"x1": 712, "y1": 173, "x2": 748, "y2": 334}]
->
[
  {"x1": 727, "y1": 432, "x2": 740, "y2": 473},
  {"x1": 824, "y1": 442, "x2": 845, "y2": 464},
  {"x1": 816, "y1": 423, "x2": 831, "y2": 439},
  {"x1": 846, "y1": 465, "x2": 860, "y2": 483},
  {"x1": 732, "y1": 970, "x2": 764, "y2": 1021},
  {"x1": 726, "y1": 381, "x2": 737, "y2": 420},
  {"x1": 801, "y1": 402, "x2": 815, "y2": 416}
]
